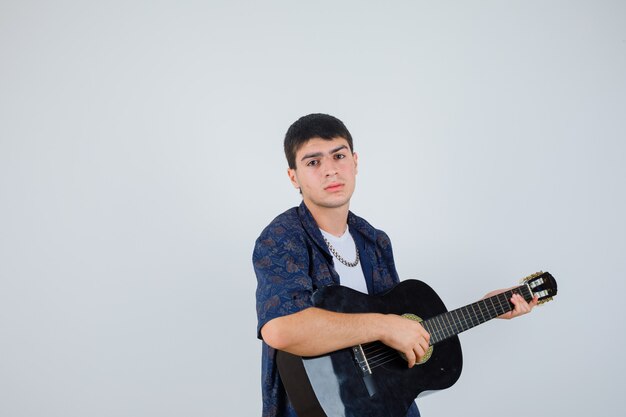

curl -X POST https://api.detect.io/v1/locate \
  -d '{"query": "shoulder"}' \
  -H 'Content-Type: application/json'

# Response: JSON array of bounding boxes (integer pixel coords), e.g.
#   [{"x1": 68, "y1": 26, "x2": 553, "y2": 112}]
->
[
  {"x1": 256, "y1": 206, "x2": 303, "y2": 242},
  {"x1": 253, "y1": 207, "x2": 308, "y2": 259}
]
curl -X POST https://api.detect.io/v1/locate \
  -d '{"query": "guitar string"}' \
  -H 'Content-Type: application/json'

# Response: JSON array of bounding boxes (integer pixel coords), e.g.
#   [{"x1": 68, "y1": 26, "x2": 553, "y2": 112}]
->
[
  {"x1": 361, "y1": 342, "x2": 387, "y2": 355},
  {"x1": 361, "y1": 289, "x2": 532, "y2": 370},
  {"x1": 360, "y1": 343, "x2": 389, "y2": 363}
]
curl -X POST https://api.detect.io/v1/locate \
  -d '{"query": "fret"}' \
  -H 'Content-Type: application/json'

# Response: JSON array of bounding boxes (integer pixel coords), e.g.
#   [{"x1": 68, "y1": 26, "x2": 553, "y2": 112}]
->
[
  {"x1": 442, "y1": 311, "x2": 453, "y2": 339},
  {"x1": 487, "y1": 296, "x2": 498, "y2": 319},
  {"x1": 465, "y1": 305, "x2": 476, "y2": 328},
  {"x1": 459, "y1": 306, "x2": 469, "y2": 332},
  {"x1": 450, "y1": 310, "x2": 461, "y2": 334},
  {"x1": 431, "y1": 316, "x2": 441, "y2": 343},
  {"x1": 424, "y1": 318, "x2": 436, "y2": 344},
  {"x1": 479, "y1": 299, "x2": 491, "y2": 322},
  {"x1": 493, "y1": 293, "x2": 505, "y2": 317},
  {"x1": 456, "y1": 309, "x2": 466, "y2": 332},
  {"x1": 435, "y1": 315, "x2": 447, "y2": 343},
  {"x1": 499, "y1": 292, "x2": 511, "y2": 314},
  {"x1": 457, "y1": 307, "x2": 472, "y2": 332},
  {"x1": 421, "y1": 320, "x2": 433, "y2": 336},
  {"x1": 435, "y1": 315, "x2": 448, "y2": 343},
  {"x1": 469, "y1": 301, "x2": 484, "y2": 324},
  {"x1": 434, "y1": 315, "x2": 445, "y2": 342},
  {"x1": 455, "y1": 308, "x2": 464, "y2": 329},
  {"x1": 493, "y1": 294, "x2": 503, "y2": 316},
  {"x1": 426, "y1": 320, "x2": 436, "y2": 344},
  {"x1": 459, "y1": 307, "x2": 470, "y2": 332}
]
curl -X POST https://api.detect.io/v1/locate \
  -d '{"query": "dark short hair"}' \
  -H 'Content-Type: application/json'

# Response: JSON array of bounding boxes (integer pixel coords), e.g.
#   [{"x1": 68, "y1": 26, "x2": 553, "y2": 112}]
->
[{"x1": 284, "y1": 113, "x2": 354, "y2": 169}]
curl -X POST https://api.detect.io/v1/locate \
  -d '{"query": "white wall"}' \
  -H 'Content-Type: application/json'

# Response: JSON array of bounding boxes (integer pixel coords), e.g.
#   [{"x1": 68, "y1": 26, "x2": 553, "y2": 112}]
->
[{"x1": 1, "y1": 1, "x2": 624, "y2": 416}]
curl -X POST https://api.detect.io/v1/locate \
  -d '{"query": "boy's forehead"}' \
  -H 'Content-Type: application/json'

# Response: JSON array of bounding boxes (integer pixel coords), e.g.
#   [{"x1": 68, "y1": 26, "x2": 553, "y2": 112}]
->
[{"x1": 295, "y1": 136, "x2": 350, "y2": 156}]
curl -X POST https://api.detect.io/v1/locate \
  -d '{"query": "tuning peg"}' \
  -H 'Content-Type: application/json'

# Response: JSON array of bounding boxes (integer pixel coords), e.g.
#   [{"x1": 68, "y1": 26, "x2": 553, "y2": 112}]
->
[
  {"x1": 537, "y1": 296, "x2": 553, "y2": 305},
  {"x1": 520, "y1": 271, "x2": 544, "y2": 284}
]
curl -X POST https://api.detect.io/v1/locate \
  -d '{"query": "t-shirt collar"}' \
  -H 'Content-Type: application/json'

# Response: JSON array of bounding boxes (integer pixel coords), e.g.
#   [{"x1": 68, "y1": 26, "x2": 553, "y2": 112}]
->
[{"x1": 297, "y1": 201, "x2": 377, "y2": 254}]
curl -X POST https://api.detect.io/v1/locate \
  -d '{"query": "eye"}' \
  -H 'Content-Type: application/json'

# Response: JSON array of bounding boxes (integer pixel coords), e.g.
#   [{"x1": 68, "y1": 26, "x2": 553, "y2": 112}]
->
[
  {"x1": 306, "y1": 159, "x2": 319, "y2": 167},
  {"x1": 334, "y1": 153, "x2": 346, "y2": 160}
]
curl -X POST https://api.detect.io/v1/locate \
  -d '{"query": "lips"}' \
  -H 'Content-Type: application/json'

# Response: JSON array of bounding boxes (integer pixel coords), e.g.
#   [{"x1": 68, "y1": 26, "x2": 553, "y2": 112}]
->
[{"x1": 324, "y1": 182, "x2": 344, "y2": 191}]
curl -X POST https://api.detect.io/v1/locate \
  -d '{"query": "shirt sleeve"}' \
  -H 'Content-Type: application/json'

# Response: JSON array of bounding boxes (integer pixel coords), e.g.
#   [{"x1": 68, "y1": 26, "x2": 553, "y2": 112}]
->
[{"x1": 253, "y1": 225, "x2": 315, "y2": 339}]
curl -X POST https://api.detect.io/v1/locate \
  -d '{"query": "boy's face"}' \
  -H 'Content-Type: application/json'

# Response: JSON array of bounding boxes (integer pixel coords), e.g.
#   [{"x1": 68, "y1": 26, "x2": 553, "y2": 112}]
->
[{"x1": 287, "y1": 136, "x2": 358, "y2": 213}]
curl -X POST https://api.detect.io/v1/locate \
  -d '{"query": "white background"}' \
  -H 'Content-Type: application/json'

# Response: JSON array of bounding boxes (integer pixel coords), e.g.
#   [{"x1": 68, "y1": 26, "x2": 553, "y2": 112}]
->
[{"x1": 1, "y1": 1, "x2": 624, "y2": 416}]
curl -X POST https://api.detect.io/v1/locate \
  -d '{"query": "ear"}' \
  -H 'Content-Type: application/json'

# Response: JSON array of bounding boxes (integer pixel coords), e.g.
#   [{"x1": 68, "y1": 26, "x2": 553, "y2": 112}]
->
[
  {"x1": 353, "y1": 152, "x2": 359, "y2": 175},
  {"x1": 287, "y1": 168, "x2": 300, "y2": 189}
]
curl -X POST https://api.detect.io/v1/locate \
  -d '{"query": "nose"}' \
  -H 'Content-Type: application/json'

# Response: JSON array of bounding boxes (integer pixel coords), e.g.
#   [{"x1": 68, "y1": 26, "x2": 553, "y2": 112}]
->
[{"x1": 324, "y1": 157, "x2": 338, "y2": 177}]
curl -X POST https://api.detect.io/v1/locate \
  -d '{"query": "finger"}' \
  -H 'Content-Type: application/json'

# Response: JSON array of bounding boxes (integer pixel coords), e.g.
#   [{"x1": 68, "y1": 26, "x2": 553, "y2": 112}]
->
[
  {"x1": 519, "y1": 295, "x2": 531, "y2": 314},
  {"x1": 511, "y1": 294, "x2": 531, "y2": 317},
  {"x1": 413, "y1": 345, "x2": 425, "y2": 364},
  {"x1": 405, "y1": 350, "x2": 416, "y2": 368},
  {"x1": 530, "y1": 295, "x2": 539, "y2": 307},
  {"x1": 511, "y1": 294, "x2": 526, "y2": 309},
  {"x1": 515, "y1": 295, "x2": 526, "y2": 309},
  {"x1": 511, "y1": 293, "x2": 524, "y2": 305}
]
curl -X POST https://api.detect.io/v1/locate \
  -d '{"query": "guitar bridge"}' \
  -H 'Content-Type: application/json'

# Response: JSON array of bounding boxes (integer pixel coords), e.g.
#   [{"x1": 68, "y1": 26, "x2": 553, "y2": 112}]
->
[{"x1": 352, "y1": 344, "x2": 372, "y2": 376}]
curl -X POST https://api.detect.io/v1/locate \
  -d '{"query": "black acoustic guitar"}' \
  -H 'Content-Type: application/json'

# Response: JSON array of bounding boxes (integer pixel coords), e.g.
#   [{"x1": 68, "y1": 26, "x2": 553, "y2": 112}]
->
[{"x1": 277, "y1": 271, "x2": 557, "y2": 417}]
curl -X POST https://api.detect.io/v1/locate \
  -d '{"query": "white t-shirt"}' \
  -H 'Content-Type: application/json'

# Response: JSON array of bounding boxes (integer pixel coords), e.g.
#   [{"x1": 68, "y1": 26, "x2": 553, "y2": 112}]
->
[{"x1": 319, "y1": 227, "x2": 369, "y2": 294}]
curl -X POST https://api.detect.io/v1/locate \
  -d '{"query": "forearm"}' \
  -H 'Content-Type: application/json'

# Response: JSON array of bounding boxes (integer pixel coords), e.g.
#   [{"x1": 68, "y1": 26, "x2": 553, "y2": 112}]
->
[{"x1": 261, "y1": 307, "x2": 388, "y2": 357}]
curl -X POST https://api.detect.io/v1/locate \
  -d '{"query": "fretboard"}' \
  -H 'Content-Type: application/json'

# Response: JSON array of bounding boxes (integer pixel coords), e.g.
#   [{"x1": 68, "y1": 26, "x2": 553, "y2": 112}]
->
[{"x1": 421, "y1": 284, "x2": 533, "y2": 345}]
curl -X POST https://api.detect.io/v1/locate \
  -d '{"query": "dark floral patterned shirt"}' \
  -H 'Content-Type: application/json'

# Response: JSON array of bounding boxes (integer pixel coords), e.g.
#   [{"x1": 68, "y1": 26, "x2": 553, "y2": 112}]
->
[{"x1": 253, "y1": 201, "x2": 420, "y2": 417}]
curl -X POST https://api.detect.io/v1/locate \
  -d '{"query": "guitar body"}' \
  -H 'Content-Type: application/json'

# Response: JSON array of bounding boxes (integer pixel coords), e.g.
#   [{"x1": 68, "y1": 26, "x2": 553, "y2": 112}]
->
[{"x1": 276, "y1": 280, "x2": 463, "y2": 417}]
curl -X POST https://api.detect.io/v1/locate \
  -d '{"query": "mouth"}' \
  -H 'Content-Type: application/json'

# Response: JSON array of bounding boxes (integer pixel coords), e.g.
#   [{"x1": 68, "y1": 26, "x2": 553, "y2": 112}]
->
[{"x1": 324, "y1": 182, "x2": 344, "y2": 192}]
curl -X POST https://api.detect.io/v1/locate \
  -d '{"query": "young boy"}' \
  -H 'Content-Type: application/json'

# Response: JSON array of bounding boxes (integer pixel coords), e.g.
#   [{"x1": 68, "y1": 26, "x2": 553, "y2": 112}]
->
[{"x1": 253, "y1": 114, "x2": 535, "y2": 417}]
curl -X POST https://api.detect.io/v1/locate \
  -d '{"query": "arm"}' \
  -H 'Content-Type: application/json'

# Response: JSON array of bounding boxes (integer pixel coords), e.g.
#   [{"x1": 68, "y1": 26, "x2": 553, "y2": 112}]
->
[
  {"x1": 254, "y1": 219, "x2": 428, "y2": 367},
  {"x1": 261, "y1": 307, "x2": 431, "y2": 368}
]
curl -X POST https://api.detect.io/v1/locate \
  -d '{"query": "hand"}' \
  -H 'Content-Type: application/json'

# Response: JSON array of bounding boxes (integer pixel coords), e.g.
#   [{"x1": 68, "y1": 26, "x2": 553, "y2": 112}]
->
[
  {"x1": 379, "y1": 314, "x2": 430, "y2": 368},
  {"x1": 483, "y1": 288, "x2": 538, "y2": 320}
]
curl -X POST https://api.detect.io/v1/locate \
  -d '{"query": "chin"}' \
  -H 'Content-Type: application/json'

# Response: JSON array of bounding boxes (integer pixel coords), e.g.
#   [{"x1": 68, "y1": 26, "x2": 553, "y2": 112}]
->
[
  {"x1": 304, "y1": 190, "x2": 353, "y2": 210},
  {"x1": 321, "y1": 197, "x2": 351, "y2": 209}
]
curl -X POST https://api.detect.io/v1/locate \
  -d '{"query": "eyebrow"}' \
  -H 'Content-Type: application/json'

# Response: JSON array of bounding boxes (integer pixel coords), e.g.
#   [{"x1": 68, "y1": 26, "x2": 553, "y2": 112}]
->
[{"x1": 300, "y1": 145, "x2": 348, "y2": 161}]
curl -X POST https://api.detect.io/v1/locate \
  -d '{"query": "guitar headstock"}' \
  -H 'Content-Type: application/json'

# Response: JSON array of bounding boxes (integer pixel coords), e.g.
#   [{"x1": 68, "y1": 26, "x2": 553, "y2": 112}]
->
[{"x1": 521, "y1": 271, "x2": 558, "y2": 305}]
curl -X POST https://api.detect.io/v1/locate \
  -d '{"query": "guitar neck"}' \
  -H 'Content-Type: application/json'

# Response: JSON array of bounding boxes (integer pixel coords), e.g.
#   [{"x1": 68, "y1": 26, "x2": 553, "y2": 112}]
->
[{"x1": 421, "y1": 284, "x2": 533, "y2": 345}]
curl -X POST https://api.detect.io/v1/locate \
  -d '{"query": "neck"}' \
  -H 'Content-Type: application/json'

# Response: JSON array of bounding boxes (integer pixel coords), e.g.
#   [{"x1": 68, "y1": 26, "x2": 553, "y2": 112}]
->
[{"x1": 304, "y1": 200, "x2": 349, "y2": 237}]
